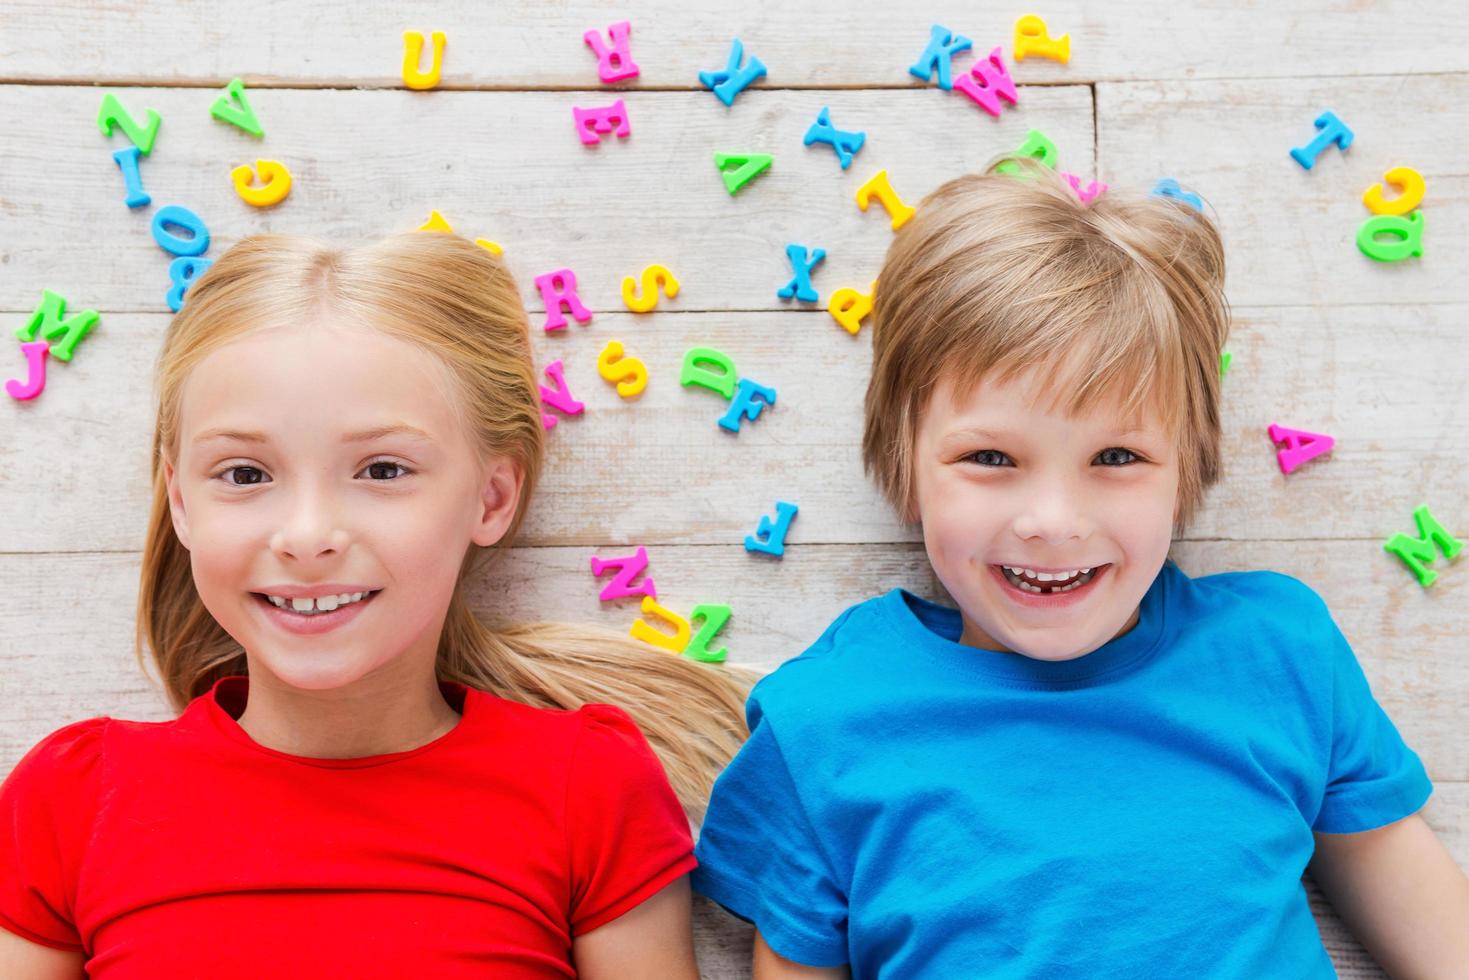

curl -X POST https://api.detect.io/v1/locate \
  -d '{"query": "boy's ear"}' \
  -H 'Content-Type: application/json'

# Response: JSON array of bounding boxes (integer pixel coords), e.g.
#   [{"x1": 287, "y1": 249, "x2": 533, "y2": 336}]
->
[
  {"x1": 471, "y1": 456, "x2": 525, "y2": 547},
  {"x1": 162, "y1": 457, "x2": 192, "y2": 551}
]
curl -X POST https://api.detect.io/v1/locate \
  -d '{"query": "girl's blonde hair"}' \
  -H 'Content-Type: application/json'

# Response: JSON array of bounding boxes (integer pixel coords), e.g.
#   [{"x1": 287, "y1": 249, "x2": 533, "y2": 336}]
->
[
  {"x1": 136, "y1": 231, "x2": 754, "y2": 821},
  {"x1": 862, "y1": 155, "x2": 1231, "y2": 538}
]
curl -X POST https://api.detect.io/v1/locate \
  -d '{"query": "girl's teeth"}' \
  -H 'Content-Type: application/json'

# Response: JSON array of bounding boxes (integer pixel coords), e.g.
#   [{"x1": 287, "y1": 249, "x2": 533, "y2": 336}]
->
[{"x1": 267, "y1": 592, "x2": 369, "y2": 614}]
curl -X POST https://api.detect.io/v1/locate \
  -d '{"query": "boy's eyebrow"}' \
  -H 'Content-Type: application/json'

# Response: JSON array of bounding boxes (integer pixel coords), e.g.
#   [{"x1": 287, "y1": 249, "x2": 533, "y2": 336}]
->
[
  {"x1": 950, "y1": 424, "x2": 1151, "y2": 439},
  {"x1": 192, "y1": 423, "x2": 436, "y2": 446}
]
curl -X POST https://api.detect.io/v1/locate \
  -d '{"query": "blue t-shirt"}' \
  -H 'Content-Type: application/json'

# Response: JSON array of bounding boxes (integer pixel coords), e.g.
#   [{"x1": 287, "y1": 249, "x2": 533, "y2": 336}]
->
[{"x1": 691, "y1": 558, "x2": 1432, "y2": 977}]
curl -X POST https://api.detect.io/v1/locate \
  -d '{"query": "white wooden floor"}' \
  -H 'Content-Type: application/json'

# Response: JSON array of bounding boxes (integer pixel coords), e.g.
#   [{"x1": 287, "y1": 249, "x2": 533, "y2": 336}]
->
[{"x1": 2, "y1": 3, "x2": 1466, "y2": 976}]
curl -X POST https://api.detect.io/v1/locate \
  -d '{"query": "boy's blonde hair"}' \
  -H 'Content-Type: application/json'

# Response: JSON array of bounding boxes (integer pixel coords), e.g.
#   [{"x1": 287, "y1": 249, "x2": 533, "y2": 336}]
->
[
  {"x1": 862, "y1": 156, "x2": 1231, "y2": 538},
  {"x1": 138, "y1": 231, "x2": 753, "y2": 820}
]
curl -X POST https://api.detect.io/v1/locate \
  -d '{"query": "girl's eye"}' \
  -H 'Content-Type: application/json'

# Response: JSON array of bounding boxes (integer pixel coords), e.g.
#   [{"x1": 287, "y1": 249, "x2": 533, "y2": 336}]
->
[
  {"x1": 212, "y1": 460, "x2": 414, "y2": 486},
  {"x1": 963, "y1": 448, "x2": 1143, "y2": 467}
]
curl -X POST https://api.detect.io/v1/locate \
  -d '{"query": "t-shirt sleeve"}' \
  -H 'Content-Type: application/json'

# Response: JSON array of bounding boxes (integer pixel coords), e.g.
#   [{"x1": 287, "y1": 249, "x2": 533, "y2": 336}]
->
[
  {"x1": 691, "y1": 698, "x2": 848, "y2": 968},
  {"x1": 1308, "y1": 595, "x2": 1433, "y2": 834},
  {"x1": 565, "y1": 703, "x2": 696, "y2": 935},
  {"x1": 0, "y1": 717, "x2": 107, "y2": 951}
]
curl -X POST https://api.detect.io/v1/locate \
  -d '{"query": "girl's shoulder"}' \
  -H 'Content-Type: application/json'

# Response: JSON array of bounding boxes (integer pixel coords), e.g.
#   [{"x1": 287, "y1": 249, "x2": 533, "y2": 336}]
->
[{"x1": 1, "y1": 715, "x2": 110, "y2": 803}]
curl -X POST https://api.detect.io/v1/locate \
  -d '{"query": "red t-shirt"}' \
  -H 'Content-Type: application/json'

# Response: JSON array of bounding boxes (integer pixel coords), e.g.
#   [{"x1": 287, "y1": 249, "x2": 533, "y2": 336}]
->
[{"x1": 0, "y1": 675, "x2": 697, "y2": 977}]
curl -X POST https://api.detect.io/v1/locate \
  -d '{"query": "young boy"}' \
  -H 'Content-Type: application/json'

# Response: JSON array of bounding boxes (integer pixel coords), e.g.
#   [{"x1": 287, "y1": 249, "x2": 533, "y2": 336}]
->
[{"x1": 690, "y1": 158, "x2": 1469, "y2": 977}]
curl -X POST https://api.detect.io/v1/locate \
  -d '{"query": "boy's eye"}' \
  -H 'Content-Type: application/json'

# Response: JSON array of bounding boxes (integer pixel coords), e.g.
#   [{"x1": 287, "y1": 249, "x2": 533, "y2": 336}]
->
[
  {"x1": 963, "y1": 448, "x2": 1143, "y2": 467},
  {"x1": 212, "y1": 460, "x2": 414, "y2": 486}
]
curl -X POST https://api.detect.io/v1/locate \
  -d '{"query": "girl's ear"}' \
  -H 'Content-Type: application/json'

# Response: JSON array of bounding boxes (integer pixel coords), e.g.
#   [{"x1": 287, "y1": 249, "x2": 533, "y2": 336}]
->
[
  {"x1": 163, "y1": 456, "x2": 193, "y2": 551},
  {"x1": 470, "y1": 457, "x2": 525, "y2": 548}
]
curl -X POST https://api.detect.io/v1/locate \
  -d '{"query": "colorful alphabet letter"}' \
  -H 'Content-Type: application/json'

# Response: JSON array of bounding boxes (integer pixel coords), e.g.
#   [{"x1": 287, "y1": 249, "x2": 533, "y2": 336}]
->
[
  {"x1": 622, "y1": 264, "x2": 680, "y2": 313},
  {"x1": 745, "y1": 501, "x2": 799, "y2": 557},
  {"x1": 1267, "y1": 423, "x2": 1335, "y2": 475},
  {"x1": 210, "y1": 77, "x2": 264, "y2": 138},
  {"x1": 680, "y1": 347, "x2": 738, "y2": 399},
  {"x1": 16, "y1": 290, "x2": 98, "y2": 363},
  {"x1": 402, "y1": 30, "x2": 447, "y2": 90},
  {"x1": 597, "y1": 340, "x2": 649, "y2": 398},
  {"x1": 539, "y1": 359, "x2": 586, "y2": 429},
  {"x1": 776, "y1": 244, "x2": 826, "y2": 303},
  {"x1": 590, "y1": 546, "x2": 657, "y2": 601},
  {"x1": 828, "y1": 280, "x2": 877, "y2": 335},
  {"x1": 1383, "y1": 504, "x2": 1462, "y2": 588},
  {"x1": 699, "y1": 38, "x2": 767, "y2": 106},
  {"x1": 952, "y1": 46, "x2": 1019, "y2": 118},
  {"x1": 584, "y1": 21, "x2": 640, "y2": 83},
  {"x1": 535, "y1": 269, "x2": 593, "y2": 331},
  {"x1": 1013, "y1": 14, "x2": 1070, "y2": 63},
  {"x1": 803, "y1": 106, "x2": 865, "y2": 169},
  {"x1": 231, "y1": 159, "x2": 292, "y2": 207},
  {"x1": 908, "y1": 23, "x2": 972, "y2": 90},
  {"x1": 714, "y1": 152, "x2": 773, "y2": 195},
  {"x1": 719, "y1": 378, "x2": 776, "y2": 433},
  {"x1": 1289, "y1": 111, "x2": 1353, "y2": 170},
  {"x1": 572, "y1": 100, "x2": 631, "y2": 145},
  {"x1": 856, "y1": 170, "x2": 916, "y2": 230}
]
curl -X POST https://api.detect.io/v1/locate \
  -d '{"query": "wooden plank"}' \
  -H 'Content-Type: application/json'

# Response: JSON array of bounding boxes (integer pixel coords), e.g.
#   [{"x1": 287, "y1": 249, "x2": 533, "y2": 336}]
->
[
  {"x1": 1, "y1": 540, "x2": 1463, "y2": 775},
  {"x1": 4, "y1": 304, "x2": 1464, "y2": 551},
  {"x1": 1097, "y1": 75, "x2": 1466, "y2": 306},
  {"x1": 0, "y1": 84, "x2": 1093, "y2": 313},
  {"x1": 2, "y1": 1, "x2": 1465, "y2": 87}
]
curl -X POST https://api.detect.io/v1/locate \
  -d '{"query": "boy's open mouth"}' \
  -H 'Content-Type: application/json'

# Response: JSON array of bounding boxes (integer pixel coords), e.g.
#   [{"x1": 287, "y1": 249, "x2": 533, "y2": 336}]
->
[{"x1": 995, "y1": 564, "x2": 1108, "y2": 595}]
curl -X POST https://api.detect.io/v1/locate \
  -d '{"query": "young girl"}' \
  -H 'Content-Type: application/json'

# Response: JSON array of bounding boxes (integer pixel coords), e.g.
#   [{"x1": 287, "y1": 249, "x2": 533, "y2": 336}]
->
[
  {"x1": 691, "y1": 157, "x2": 1469, "y2": 977},
  {"x1": 0, "y1": 231, "x2": 753, "y2": 978}
]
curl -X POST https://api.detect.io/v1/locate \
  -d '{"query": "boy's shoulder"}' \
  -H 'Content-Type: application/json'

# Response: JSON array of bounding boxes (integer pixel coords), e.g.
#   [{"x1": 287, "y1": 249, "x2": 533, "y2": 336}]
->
[
  {"x1": 747, "y1": 591, "x2": 902, "y2": 717},
  {"x1": 1181, "y1": 563, "x2": 1333, "y2": 625}
]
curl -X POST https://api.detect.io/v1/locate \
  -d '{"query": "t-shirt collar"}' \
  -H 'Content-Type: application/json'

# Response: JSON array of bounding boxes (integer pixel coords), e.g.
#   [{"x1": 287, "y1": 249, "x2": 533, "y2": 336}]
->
[
  {"x1": 185, "y1": 674, "x2": 476, "y2": 769},
  {"x1": 878, "y1": 558, "x2": 1175, "y2": 687}
]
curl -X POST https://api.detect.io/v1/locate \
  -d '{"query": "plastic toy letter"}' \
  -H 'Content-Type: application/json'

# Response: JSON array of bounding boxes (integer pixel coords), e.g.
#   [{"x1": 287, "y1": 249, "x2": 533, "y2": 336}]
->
[
  {"x1": 590, "y1": 546, "x2": 657, "y2": 601},
  {"x1": 828, "y1": 281, "x2": 877, "y2": 335},
  {"x1": 572, "y1": 100, "x2": 631, "y2": 145},
  {"x1": 699, "y1": 38, "x2": 767, "y2": 106},
  {"x1": 1383, "y1": 504, "x2": 1463, "y2": 588},
  {"x1": 1362, "y1": 166, "x2": 1425, "y2": 216},
  {"x1": 1267, "y1": 423, "x2": 1335, "y2": 475},
  {"x1": 714, "y1": 153, "x2": 773, "y2": 195},
  {"x1": 952, "y1": 46, "x2": 1019, "y2": 118},
  {"x1": 231, "y1": 159, "x2": 292, "y2": 207},
  {"x1": 1289, "y1": 111, "x2": 1353, "y2": 170},
  {"x1": 97, "y1": 92, "x2": 161, "y2": 155},
  {"x1": 1013, "y1": 14, "x2": 1071, "y2": 63},
  {"x1": 908, "y1": 23, "x2": 973, "y2": 90},
  {"x1": 856, "y1": 170, "x2": 916, "y2": 230},
  {"x1": 1356, "y1": 212, "x2": 1424, "y2": 262},
  {"x1": 151, "y1": 205, "x2": 210, "y2": 257},
  {"x1": 210, "y1": 78, "x2": 264, "y2": 138},
  {"x1": 539, "y1": 359, "x2": 585, "y2": 429},
  {"x1": 684, "y1": 604, "x2": 732, "y2": 663},
  {"x1": 16, "y1": 290, "x2": 98, "y2": 363},
  {"x1": 402, "y1": 30, "x2": 447, "y2": 90},
  {"x1": 535, "y1": 269, "x2": 593, "y2": 331},
  {"x1": 112, "y1": 146, "x2": 151, "y2": 208},
  {"x1": 744, "y1": 501, "x2": 799, "y2": 557},
  {"x1": 680, "y1": 347, "x2": 738, "y2": 399},
  {"x1": 996, "y1": 128, "x2": 1058, "y2": 175},
  {"x1": 622, "y1": 264, "x2": 680, "y2": 312},
  {"x1": 5, "y1": 342, "x2": 49, "y2": 401},
  {"x1": 596, "y1": 340, "x2": 649, "y2": 398},
  {"x1": 719, "y1": 378, "x2": 777, "y2": 433},
  {"x1": 167, "y1": 257, "x2": 213, "y2": 313},
  {"x1": 584, "y1": 21, "x2": 640, "y2": 82},
  {"x1": 803, "y1": 106, "x2": 865, "y2": 170},
  {"x1": 776, "y1": 244, "x2": 826, "y2": 303},
  {"x1": 630, "y1": 596, "x2": 691, "y2": 653}
]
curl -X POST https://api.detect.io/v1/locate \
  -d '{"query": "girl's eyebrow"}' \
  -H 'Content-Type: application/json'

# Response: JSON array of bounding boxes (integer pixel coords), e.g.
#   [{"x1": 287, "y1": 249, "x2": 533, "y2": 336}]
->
[
  {"x1": 948, "y1": 424, "x2": 1151, "y2": 440},
  {"x1": 191, "y1": 423, "x2": 435, "y2": 446}
]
